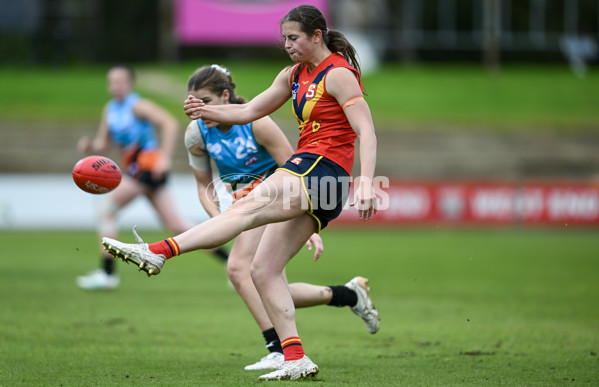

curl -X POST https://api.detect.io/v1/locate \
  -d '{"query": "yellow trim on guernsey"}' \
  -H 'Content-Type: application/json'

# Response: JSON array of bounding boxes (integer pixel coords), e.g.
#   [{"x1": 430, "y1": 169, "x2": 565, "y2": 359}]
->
[{"x1": 276, "y1": 156, "x2": 324, "y2": 233}]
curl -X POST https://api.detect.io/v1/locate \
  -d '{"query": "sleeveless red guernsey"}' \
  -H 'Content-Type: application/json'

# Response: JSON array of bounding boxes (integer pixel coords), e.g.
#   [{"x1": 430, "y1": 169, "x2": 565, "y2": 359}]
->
[{"x1": 290, "y1": 53, "x2": 363, "y2": 175}]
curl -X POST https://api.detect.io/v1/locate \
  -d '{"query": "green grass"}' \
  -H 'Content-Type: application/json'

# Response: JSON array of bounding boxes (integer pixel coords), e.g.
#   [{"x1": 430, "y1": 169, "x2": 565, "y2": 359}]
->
[
  {"x1": 0, "y1": 67, "x2": 108, "y2": 122},
  {"x1": 364, "y1": 65, "x2": 599, "y2": 130},
  {"x1": 1, "y1": 228, "x2": 598, "y2": 386},
  {"x1": 1, "y1": 62, "x2": 598, "y2": 130}
]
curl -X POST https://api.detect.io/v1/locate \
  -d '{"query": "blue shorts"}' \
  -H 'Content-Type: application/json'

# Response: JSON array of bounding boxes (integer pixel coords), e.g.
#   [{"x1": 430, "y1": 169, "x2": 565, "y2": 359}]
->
[{"x1": 278, "y1": 152, "x2": 350, "y2": 232}]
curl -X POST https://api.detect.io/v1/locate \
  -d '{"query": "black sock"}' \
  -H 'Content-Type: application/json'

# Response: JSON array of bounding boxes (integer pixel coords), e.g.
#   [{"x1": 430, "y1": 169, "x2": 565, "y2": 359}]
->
[
  {"x1": 328, "y1": 285, "x2": 358, "y2": 307},
  {"x1": 212, "y1": 246, "x2": 229, "y2": 262},
  {"x1": 102, "y1": 256, "x2": 115, "y2": 275},
  {"x1": 262, "y1": 327, "x2": 282, "y2": 353}
]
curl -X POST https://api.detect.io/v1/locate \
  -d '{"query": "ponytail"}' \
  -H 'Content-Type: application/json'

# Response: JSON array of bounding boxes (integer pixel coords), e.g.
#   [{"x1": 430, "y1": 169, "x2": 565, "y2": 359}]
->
[
  {"x1": 282, "y1": 5, "x2": 362, "y2": 75},
  {"x1": 324, "y1": 29, "x2": 361, "y2": 75}
]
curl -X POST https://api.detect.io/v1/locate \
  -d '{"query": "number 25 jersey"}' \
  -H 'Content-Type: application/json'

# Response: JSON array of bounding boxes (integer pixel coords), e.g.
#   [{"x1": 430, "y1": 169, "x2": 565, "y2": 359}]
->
[{"x1": 290, "y1": 53, "x2": 364, "y2": 175}]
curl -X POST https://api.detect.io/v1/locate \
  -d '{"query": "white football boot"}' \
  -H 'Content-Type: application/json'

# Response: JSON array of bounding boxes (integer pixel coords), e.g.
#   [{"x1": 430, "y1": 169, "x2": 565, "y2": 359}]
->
[
  {"x1": 76, "y1": 269, "x2": 119, "y2": 290},
  {"x1": 244, "y1": 351, "x2": 284, "y2": 370},
  {"x1": 258, "y1": 355, "x2": 319, "y2": 380},
  {"x1": 102, "y1": 226, "x2": 165, "y2": 277},
  {"x1": 345, "y1": 276, "x2": 380, "y2": 334}
]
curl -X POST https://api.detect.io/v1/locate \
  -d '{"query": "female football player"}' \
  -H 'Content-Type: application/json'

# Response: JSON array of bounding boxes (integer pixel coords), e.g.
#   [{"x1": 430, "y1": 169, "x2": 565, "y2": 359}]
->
[
  {"x1": 103, "y1": 5, "x2": 378, "y2": 380},
  {"x1": 182, "y1": 64, "x2": 379, "y2": 371}
]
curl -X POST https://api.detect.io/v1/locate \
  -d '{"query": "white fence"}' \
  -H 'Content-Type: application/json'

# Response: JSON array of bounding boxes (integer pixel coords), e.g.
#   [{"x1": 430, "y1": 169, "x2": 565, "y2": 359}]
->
[{"x1": 0, "y1": 174, "x2": 217, "y2": 230}]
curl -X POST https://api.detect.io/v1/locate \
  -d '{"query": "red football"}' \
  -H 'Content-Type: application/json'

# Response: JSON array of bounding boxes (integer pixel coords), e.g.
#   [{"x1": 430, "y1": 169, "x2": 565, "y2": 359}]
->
[{"x1": 72, "y1": 155, "x2": 122, "y2": 194}]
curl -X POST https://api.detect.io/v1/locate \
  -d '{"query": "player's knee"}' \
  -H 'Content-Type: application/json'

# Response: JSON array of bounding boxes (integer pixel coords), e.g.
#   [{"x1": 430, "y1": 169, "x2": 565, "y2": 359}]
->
[
  {"x1": 249, "y1": 260, "x2": 265, "y2": 287},
  {"x1": 249, "y1": 259, "x2": 276, "y2": 289},
  {"x1": 226, "y1": 199, "x2": 267, "y2": 229},
  {"x1": 226, "y1": 256, "x2": 251, "y2": 286}
]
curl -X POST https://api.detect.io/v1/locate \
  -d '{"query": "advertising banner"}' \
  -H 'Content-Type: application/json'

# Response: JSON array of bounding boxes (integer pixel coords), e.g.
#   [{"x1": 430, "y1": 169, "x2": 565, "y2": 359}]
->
[
  {"x1": 176, "y1": 0, "x2": 328, "y2": 45},
  {"x1": 335, "y1": 181, "x2": 599, "y2": 226}
]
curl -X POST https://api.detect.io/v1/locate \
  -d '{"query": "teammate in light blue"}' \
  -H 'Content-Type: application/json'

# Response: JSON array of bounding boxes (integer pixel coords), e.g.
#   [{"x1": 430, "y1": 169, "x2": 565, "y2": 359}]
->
[{"x1": 192, "y1": 111, "x2": 279, "y2": 202}]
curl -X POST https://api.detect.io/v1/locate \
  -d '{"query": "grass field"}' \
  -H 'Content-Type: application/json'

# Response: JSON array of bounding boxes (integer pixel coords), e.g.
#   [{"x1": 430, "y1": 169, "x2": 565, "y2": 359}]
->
[
  {"x1": 1, "y1": 228, "x2": 598, "y2": 386},
  {"x1": 0, "y1": 62, "x2": 598, "y2": 130}
]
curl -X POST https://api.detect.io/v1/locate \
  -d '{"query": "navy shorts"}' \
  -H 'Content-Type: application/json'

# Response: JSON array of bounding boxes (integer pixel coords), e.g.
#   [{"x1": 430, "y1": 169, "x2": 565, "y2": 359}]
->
[
  {"x1": 278, "y1": 152, "x2": 350, "y2": 232},
  {"x1": 134, "y1": 170, "x2": 168, "y2": 189},
  {"x1": 124, "y1": 149, "x2": 168, "y2": 189}
]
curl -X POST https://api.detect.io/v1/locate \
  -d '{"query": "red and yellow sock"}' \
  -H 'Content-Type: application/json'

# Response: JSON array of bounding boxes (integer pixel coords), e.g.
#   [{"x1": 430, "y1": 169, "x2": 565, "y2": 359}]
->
[
  {"x1": 281, "y1": 336, "x2": 305, "y2": 361},
  {"x1": 148, "y1": 238, "x2": 180, "y2": 259}
]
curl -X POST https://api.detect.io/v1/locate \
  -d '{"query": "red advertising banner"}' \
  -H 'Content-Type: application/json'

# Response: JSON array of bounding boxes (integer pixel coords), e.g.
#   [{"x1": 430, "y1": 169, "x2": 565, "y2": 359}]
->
[
  {"x1": 175, "y1": 0, "x2": 329, "y2": 45},
  {"x1": 335, "y1": 181, "x2": 599, "y2": 226}
]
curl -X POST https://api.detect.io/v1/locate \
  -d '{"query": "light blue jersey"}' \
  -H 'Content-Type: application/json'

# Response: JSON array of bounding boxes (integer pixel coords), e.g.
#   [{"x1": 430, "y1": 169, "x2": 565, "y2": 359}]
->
[
  {"x1": 196, "y1": 119, "x2": 277, "y2": 185},
  {"x1": 107, "y1": 93, "x2": 157, "y2": 150}
]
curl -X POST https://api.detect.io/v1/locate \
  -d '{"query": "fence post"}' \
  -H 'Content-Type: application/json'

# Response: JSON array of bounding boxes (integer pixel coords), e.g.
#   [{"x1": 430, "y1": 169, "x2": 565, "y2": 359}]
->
[{"x1": 482, "y1": 0, "x2": 501, "y2": 70}]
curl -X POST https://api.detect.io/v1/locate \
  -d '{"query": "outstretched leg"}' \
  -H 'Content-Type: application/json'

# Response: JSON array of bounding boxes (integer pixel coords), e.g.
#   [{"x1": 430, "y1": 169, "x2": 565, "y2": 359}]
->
[
  {"x1": 102, "y1": 170, "x2": 305, "y2": 274},
  {"x1": 147, "y1": 185, "x2": 229, "y2": 262}
]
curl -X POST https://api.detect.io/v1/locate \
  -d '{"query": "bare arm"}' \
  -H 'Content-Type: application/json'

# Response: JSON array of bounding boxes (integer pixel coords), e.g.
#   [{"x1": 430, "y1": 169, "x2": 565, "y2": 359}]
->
[
  {"x1": 326, "y1": 67, "x2": 378, "y2": 220},
  {"x1": 134, "y1": 98, "x2": 179, "y2": 174},
  {"x1": 185, "y1": 121, "x2": 220, "y2": 217},
  {"x1": 77, "y1": 105, "x2": 111, "y2": 154},
  {"x1": 192, "y1": 167, "x2": 221, "y2": 218},
  {"x1": 344, "y1": 101, "x2": 377, "y2": 181},
  {"x1": 184, "y1": 68, "x2": 293, "y2": 124},
  {"x1": 251, "y1": 116, "x2": 294, "y2": 166}
]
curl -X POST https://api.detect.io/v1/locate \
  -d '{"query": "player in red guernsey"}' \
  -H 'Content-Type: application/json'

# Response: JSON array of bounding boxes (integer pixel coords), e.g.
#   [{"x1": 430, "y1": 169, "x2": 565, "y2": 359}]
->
[
  {"x1": 290, "y1": 52, "x2": 362, "y2": 175},
  {"x1": 102, "y1": 5, "x2": 378, "y2": 381}
]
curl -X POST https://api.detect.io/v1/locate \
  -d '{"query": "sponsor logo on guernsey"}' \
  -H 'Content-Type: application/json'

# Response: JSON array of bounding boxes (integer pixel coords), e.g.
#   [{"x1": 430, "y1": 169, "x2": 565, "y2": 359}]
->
[
  {"x1": 245, "y1": 156, "x2": 258, "y2": 166},
  {"x1": 291, "y1": 82, "x2": 299, "y2": 100}
]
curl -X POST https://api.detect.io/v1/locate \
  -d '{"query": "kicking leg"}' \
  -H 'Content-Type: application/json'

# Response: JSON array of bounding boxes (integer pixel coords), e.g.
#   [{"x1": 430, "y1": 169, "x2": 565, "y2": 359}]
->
[{"x1": 102, "y1": 170, "x2": 305, "y2": 275}]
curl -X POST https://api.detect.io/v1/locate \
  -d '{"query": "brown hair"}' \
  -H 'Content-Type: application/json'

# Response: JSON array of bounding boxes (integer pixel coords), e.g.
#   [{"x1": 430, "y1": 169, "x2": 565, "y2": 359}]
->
[
  {"x1": 110, "y1": 64, "x2": 135, "y2": 82},
  {"x1": 281, "y1": 5, "x2": 361, "y2": 74},
  {"x1": 187, "y1": 65, "x2": 246, "y2": 104}
]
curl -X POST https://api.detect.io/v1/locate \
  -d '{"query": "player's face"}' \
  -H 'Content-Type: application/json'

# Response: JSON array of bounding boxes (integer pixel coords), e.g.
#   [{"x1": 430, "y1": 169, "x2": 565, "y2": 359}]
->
[
  {"x1": 189, "y1": 87, "x2": 229, "y2": 128},
  {"x1": 281, "y1": 21, "x2": 313, "y2": 63},
  {"x1": 107, "y1": 68, "x2": 133, "y2": 101}
]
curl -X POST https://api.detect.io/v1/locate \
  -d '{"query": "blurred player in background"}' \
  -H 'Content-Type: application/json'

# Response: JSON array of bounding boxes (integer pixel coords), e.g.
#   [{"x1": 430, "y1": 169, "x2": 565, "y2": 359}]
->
[
  {"x1": 184, "y1": 64, "x2": 379, "y2": 371},
  {"x1": 102, "y1": 4, "x2": 378, "y2": 380},
  {"x1": 76, "y1": 64, "x2": 228, "y2": 290}
]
